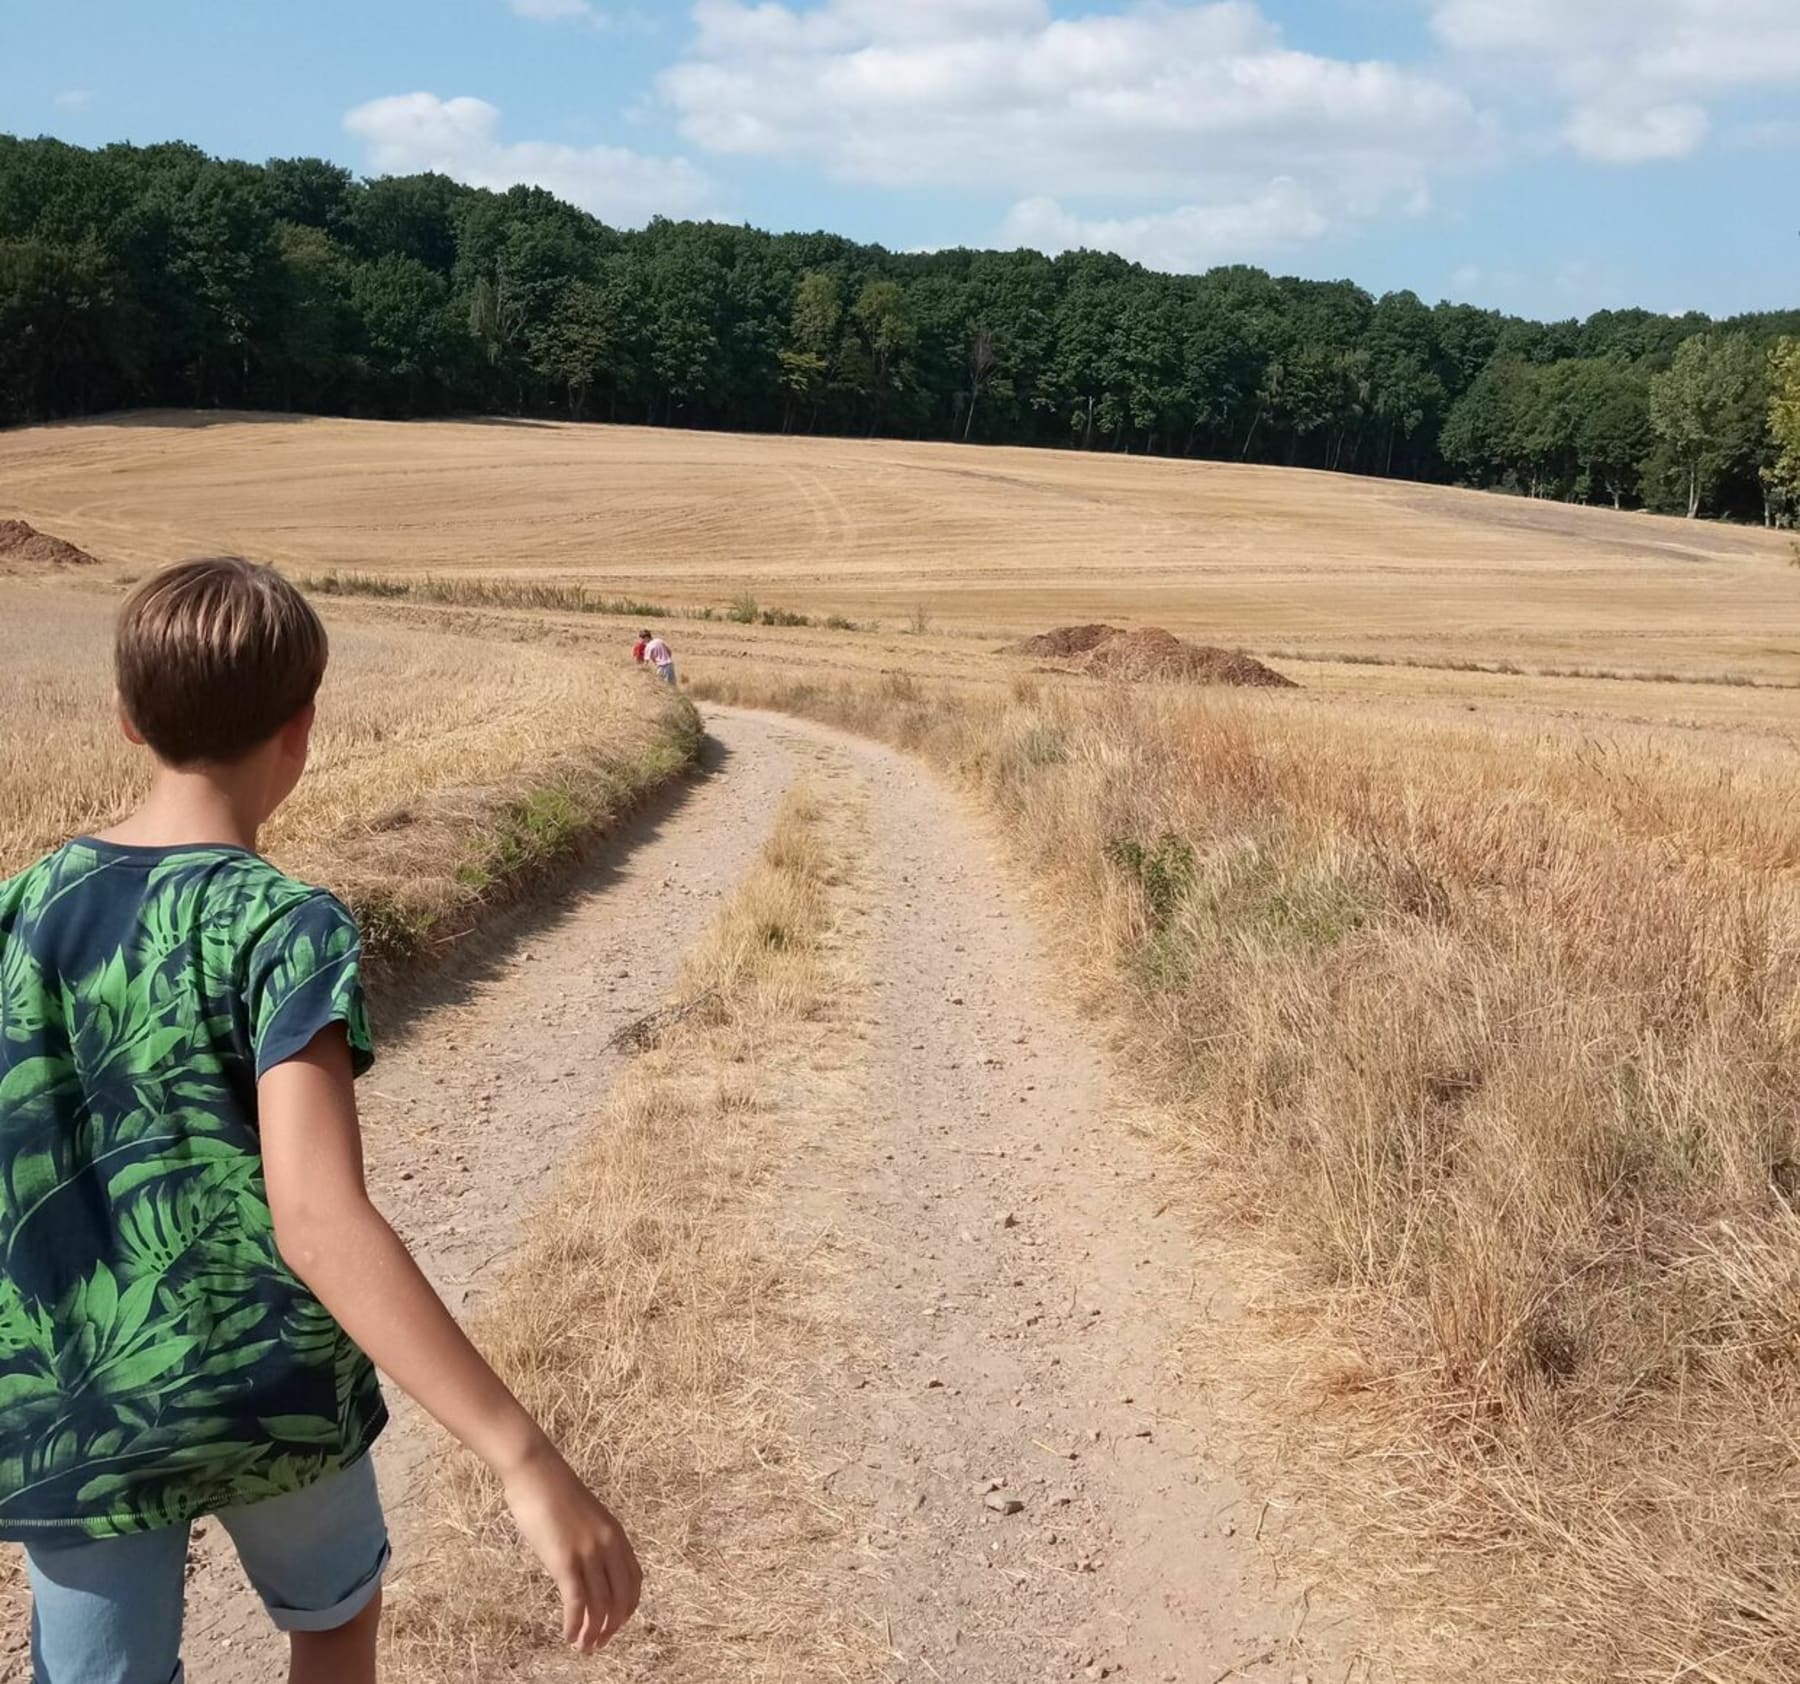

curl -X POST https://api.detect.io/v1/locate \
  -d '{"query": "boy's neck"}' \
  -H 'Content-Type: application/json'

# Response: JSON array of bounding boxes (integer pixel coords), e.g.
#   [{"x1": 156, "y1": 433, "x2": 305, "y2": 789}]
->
[{"x1": 98, "y1": 766, "x2": 270, "y2": 853}]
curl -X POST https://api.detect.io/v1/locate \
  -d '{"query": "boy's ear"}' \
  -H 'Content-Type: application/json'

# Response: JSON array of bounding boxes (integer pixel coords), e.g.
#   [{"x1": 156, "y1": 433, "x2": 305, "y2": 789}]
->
[
  {"x1": 114, "y1": 693, "x2": 146, "y2": 747},
  {"x1": 280, "y1": 701, "x2": 317, "y2": 757}
]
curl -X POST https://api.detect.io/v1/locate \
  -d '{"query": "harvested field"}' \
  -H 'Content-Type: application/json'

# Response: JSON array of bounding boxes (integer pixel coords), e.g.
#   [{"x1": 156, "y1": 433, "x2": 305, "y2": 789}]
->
[{"x1": 1, "y1": 411, "x2": 1796, "y2": 681}]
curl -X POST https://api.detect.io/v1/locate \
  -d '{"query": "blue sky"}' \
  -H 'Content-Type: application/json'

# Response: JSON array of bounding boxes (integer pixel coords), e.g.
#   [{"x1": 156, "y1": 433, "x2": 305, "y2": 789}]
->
[{"x1": 5, "y1": 0, "x2": 1797, "y2": 321}]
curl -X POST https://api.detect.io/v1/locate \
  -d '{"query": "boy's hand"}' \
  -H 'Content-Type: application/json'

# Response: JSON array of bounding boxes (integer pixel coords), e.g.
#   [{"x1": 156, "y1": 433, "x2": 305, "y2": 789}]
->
[
  {"x1": 262, "y1": 1029, "x2": 642, "y2": 1652},
  {"x1": 503, "y1": 1450, "x2": 643, "y2": 1652}
]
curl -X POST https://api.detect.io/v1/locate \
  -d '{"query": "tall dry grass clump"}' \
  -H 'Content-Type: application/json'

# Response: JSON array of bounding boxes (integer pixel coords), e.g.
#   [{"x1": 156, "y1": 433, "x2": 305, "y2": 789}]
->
[
  {"x1": 690, "y1": 669, "x2": 1800, "y2": 1683},
  {"x1": 385, "y1": 784, "x2": 875, "y2": 1683}
]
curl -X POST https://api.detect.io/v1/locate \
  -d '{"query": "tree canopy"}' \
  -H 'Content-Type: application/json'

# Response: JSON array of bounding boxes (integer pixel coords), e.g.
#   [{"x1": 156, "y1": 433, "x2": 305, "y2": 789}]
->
[{"x1": 2, "y1": 133, "x2": 1796, "y2": 522}]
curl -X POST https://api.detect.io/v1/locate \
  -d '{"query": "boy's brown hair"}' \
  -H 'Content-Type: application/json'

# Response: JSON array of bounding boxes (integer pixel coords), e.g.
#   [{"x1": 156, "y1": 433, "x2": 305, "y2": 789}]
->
[{"x1": 116, "y1": 558, "x2": 329, "y2": 766}]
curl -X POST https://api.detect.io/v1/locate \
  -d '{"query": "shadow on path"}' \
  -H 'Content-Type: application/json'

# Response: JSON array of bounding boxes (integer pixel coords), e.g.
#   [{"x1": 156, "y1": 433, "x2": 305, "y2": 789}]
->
[{"x1": 374, "y1": 730, "x2": 734, "y2": 1038}]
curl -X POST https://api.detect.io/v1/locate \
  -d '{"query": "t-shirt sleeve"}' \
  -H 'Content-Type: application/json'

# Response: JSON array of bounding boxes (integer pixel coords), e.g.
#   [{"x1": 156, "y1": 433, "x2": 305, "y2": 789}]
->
[{"x1": 245, "y1": 892, "x2": 375, "y2": 1080}]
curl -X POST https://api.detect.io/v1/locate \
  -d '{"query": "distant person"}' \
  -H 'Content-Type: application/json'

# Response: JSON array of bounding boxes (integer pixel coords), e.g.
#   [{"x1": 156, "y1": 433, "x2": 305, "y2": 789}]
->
[
  {"x1": 645, "y1": 631, "x2": 676, "y2": 686},
  {"x1": 0, "y1": 559, "x2": 641, "y2": 1684},
  {"x1": 632, "y1": 629, "x2": 649, "y2": 665}
]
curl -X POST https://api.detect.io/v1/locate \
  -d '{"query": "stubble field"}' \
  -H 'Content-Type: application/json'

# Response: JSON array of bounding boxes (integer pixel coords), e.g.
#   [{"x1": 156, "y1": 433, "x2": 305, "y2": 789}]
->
[{"x1": 2, "y1": 409, "x2": 1795, "y2": 685}]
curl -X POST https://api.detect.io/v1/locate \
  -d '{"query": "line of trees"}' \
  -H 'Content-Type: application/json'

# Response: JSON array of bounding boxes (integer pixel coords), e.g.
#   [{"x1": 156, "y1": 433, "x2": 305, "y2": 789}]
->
[{"x1": 3, "y1": 134, "x2": 1798, "y2": 522}]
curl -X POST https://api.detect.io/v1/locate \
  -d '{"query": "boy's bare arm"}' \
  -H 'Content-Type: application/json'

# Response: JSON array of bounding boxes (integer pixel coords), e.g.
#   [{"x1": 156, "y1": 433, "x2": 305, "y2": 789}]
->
[{"x1": 258, "y1": 1026, "x2": 641, "y2": 1653}]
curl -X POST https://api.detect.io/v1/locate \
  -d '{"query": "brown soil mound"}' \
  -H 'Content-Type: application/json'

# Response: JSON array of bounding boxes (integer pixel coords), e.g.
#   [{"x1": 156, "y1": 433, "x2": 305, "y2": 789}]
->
[
  {"x1": 1006, "y1": 623, "x2": 1124, "y2": 658},
  {"x1": 1079, "y1": 627, "x2": 1297, "y2": 689},
  {"x1": 0, "y1": 519, "x2": 99, "y2": 570}
]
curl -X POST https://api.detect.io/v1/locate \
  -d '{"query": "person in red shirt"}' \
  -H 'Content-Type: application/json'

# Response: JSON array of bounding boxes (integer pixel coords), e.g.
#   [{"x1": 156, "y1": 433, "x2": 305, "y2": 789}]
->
[{"x1": 631, "y1": 630, "x2": 648, "y2": 665}]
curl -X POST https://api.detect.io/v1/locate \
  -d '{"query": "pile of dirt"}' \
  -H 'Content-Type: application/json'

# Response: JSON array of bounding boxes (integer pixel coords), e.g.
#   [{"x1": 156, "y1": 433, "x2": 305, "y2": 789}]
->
[
  {"x1": 1081, "y1": 628, "x2": 1297, "y2": 687},
  {"x1": 1006, "y1": 623, "x2": 1124, "y2": 658},
  {"x1": 0, "y1": 519, "x2": 99, "y2": 571},
  {"x1": 1010, "y1": 623, "x2": 1297, "y2": 688}
]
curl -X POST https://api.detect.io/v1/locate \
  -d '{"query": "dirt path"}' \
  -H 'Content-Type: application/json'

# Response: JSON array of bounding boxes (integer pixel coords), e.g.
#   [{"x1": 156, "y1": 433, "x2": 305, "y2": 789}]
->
[
  {"x1": 753, "y1": 715, "x2": 1368, "y2": 1684},
  {"x1": 127, "y1": 717, "x2": 806, "y2": 1683},
  {"x1": 3, "y1": 706, "x2": 1373, "y2": 1683}
]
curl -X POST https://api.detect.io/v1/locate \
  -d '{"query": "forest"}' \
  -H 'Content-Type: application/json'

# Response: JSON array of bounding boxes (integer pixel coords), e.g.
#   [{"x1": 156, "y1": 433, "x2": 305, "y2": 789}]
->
[{"x1": 3, "y1": 133, "x2": 1799, "y2": 522}]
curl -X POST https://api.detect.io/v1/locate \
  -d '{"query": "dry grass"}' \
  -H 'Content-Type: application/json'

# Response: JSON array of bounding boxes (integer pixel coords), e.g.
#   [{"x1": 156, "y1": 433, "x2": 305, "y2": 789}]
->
[
  {"x1": 688, "y1": 662, "x2": 1800, "y2": 1684},
  {"x1": 3, "y1": 411, "x2": 1796, "y2": 681},
  {"x1": 303, "y1": 569, "x2": 864, "y2": 632},
  {"x1": 384, "y1": 783, "x2": 875, "y2": 1683},
  {"x1": 0, "y1": 581, "x2": 699, "y2": 964}
]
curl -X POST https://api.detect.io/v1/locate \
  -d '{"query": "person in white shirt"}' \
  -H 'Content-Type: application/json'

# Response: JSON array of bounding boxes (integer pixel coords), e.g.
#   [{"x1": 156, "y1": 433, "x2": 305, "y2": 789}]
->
[{"x1": 644, "y1": 634, "x2": 676, "y2": 686}]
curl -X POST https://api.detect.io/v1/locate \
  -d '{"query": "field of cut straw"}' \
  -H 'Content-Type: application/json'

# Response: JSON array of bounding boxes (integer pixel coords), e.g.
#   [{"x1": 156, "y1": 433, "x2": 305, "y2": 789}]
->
[
  {"x1": 687, "y1": 660, "x2": 1800, "y2": 1684},
  {"x1": 2, "y1": 411, "x2": 1795, "y2": 681}
]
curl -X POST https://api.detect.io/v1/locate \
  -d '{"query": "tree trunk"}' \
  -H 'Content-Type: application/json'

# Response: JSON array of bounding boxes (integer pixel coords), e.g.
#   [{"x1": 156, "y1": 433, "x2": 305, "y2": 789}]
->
[
  {"x1": 964, "y1": 384, "x2": 979, "y2": 441},
  {"x1": 1241, "y1": 403, "x2": 1264, "y2": 460},
  {"x1": 1687, "y1": 463, "x2": 1701, "y2": 519}
]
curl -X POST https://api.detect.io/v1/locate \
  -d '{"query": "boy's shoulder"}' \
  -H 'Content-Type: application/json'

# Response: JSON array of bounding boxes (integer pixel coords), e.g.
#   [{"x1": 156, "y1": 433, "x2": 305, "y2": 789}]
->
[{"x1": 2, "y1": 840, "x2": 355, "y2": 951}]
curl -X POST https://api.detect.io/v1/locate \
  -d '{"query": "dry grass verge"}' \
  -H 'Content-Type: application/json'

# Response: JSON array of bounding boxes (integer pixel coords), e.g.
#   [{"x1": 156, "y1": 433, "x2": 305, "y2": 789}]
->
[
  {"x1": 688, "y1": 667, "x2": 1800, "y2": 1684},
  {"x1": 0, "y1": 584, "x2": 701, "y2": 970},
  {"x1": 385, "y1": 782, "x2": 877, "y2": 1683},
  {"x1": 302, "y1": 570, "x2": 866, "y2": 633}
]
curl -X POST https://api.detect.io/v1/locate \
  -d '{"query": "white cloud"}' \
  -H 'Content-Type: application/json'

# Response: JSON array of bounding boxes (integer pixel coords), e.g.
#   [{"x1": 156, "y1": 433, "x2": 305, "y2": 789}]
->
[
  {"x1": 1000, "y1": 182, "x2": 1330, "y2": 270},
  {"x1": 1564, "y1": 102, "x2": 1710, "y2": 164},
  {"x1": 662, "y1": 0, "x2": 1491, "y2": 268},
  {"x1": 1428, "y1": 0, "x2": 1800, "y2": 163},
  {"x1": 344, "y1": 93, "x2": 713, "y2": 225},
  {"x1": 52, "y1": 90, "x2": 93, "y2": 111},
  {"x1": 506, "y1": 0, "x2": 594, "y2": 20}
]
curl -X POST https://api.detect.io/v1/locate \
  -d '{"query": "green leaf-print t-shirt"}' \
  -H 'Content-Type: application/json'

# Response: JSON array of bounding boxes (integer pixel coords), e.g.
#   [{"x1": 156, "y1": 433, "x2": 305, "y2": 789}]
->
[{"x1": 0, "y1": 839, "x2": 386, "y2": 1539}]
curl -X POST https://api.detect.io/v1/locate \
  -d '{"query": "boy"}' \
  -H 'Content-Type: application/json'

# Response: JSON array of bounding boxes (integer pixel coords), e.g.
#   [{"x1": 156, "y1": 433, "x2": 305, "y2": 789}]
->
[
  {"x1": 0, "y1": 559, "x2": 640, "y2": 1684},
  {"x1": 632, "y1": 629, "x2": 648, "y2": 665},
  {"x1": 643, "y1": 632, "x2": 675, "y2": 686}
]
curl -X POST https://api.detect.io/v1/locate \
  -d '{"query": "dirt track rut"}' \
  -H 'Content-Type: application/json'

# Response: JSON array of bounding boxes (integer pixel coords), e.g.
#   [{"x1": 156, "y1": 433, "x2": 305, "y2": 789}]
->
[{"x1": 4, "y1": 706, "x2": 1371, "y2": 1682}]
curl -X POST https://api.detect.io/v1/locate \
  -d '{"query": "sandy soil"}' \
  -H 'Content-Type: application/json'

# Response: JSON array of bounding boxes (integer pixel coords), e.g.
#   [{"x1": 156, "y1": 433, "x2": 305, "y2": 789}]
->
[
  {"x1": 3, "y1": 703, "x2": 1376, "y2": 1680},
  {"x1": 1, "y1": 410, "x2": 1793, "y2": 680}
]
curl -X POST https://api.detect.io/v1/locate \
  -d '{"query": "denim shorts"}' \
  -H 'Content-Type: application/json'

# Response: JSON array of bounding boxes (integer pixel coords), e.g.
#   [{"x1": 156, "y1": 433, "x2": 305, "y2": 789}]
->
[{"x1": 23, "y1": 1455, "x2": 389, "y2": 1684}]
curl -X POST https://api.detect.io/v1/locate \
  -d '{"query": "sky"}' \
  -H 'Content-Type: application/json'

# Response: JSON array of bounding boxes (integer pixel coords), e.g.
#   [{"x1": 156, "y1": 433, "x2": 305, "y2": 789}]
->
[{"x1": 5, "y1": 0, "x2": 1797, "y2": 322}]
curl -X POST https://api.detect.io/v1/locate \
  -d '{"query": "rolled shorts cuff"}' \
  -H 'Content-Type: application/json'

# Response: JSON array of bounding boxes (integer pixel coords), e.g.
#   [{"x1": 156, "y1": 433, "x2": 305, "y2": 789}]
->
[{"x1": 263, "y1": 1539, "x2": 389, "y2": 1633}]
